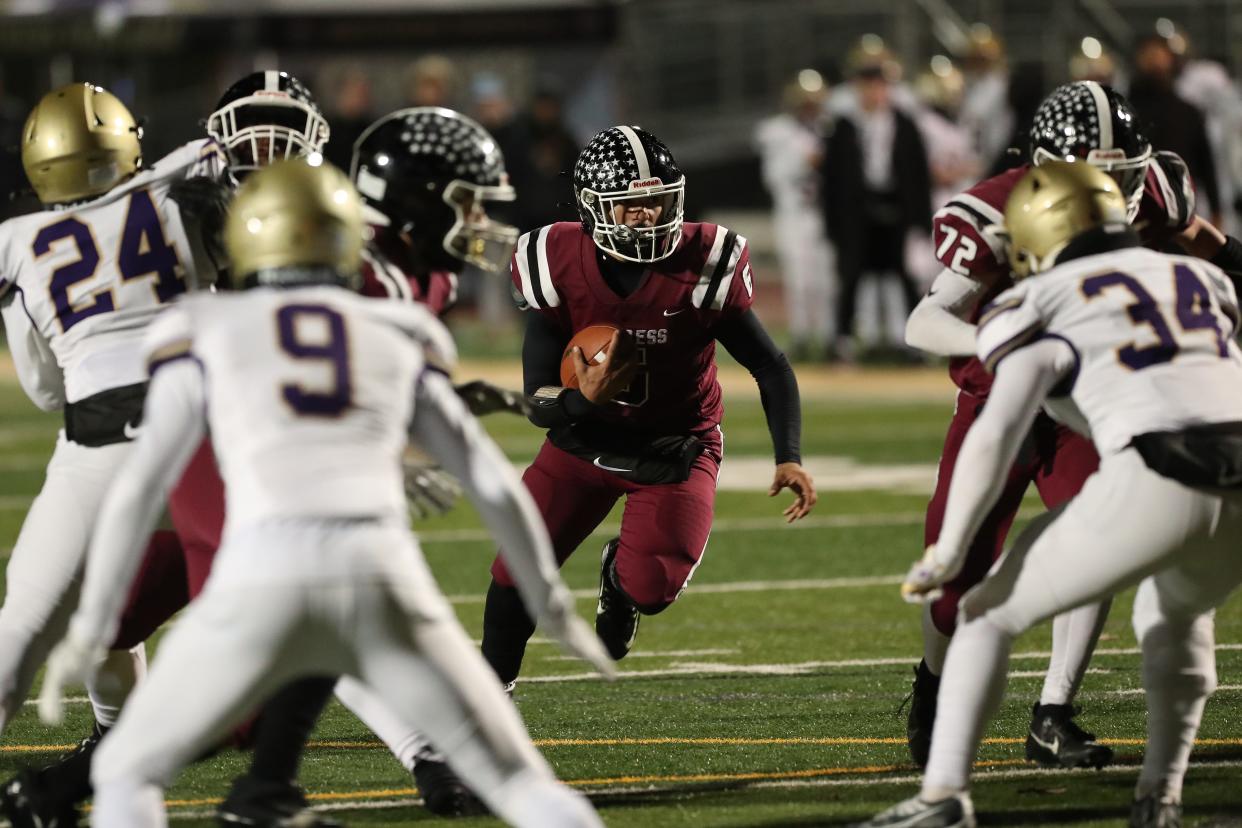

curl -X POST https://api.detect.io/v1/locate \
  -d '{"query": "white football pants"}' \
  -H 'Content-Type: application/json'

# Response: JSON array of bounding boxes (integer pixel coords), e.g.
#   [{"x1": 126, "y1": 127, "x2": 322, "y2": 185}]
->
[
  {"x1": 90, "y1": 518, "x2": 601, "y2": 828},
  {"x1": 773, "y1": 208, "x2": 835, "y2": 345},
  {"x1": 0, "y1": 433, "x2": 144, "y2": 732},
  {"x1": 923, "y1": 448, "x2": 1242, "y2": 799}
]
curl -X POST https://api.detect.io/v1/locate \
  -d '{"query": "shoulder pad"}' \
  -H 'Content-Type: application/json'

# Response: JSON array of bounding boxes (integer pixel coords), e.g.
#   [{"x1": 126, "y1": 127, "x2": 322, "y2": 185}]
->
[{"x1": 512, "y1": 224, "x2": 562, "y2": 311}]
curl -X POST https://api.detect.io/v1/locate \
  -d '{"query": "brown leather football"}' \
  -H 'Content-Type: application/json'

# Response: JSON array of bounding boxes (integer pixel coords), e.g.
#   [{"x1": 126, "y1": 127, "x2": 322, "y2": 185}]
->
[{"x1": 560, "y1": 325, "x2": 619, "y2": 388}]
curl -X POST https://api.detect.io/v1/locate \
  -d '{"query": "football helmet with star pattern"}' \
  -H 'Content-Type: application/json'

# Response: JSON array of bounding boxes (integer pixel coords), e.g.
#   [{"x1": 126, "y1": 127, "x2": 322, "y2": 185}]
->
[
  {"x1": 1029, "y1": 81, "x2": 1151, "y2": 220},
  {"x1": 350, "y1": 107, "x2": 517, "y2": 273},
  {"x1": 574, "y1": 125, "x2": 685, "y2": 263},
  {"x1": 206, "y1": 71, "x2": 330, "y2": 176}
]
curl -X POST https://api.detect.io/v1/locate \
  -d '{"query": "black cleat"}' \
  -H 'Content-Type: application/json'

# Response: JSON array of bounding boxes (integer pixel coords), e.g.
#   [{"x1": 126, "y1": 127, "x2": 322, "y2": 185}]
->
[
  {"x1": 412, "y1": 759, "x2": 486, "y2": 817},
  {"x1": 1129, "y1": 793, "x2": 1182, "y2": 828},
  {"x1": 216, "y1": 775, "x2": 341, "y2": 827},
  {"x1": 1025, "y1": 703, "x2": 1114, "y2": 769},
  {"x1": 904, "y1": 660, "x2": 940, "y2": 769},
  {"x1": 595, "y1": 538, "x2": 639, "y2": 660},
  {"x1": 0, "y1": 768, "x2": 81, "y2": 828}
]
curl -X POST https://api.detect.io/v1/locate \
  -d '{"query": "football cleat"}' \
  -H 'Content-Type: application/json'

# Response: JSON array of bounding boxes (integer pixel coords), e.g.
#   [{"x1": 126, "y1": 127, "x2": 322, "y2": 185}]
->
[
  {"x1": 411, "y1": 759, "x2": 486, "y2": 817},
  {"x1": 1129, "y1": 792, "x2": 1182, "y2": 828},
  {"x1": 0, "y1": 769, "x2": 81, "y2": 828},
  {"x1": 857, "y1": 792, "x2": 975, "y2": 827},
  {"x1": 904, "y1": 660, "x2": 940, "y2": 769},
  {"x1": 216, "y1": 774, "x2": 341, "y2": 828},
  {"x1": 595, "y1": 538, "x2": 639, "y2": 660},
  {"x1": 1025, "y1": 703, "x2": 1114, "y2": 769}
]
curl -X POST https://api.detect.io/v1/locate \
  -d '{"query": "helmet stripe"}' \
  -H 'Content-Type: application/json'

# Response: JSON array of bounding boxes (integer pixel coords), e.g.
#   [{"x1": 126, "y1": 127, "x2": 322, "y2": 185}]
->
[
  {"x1": 616, "y1": 125, "x2": 651, "y2": 180},
  {"x1": 264, "y1": 70, "x2": 280, "y2": 92},
  {"x1": 1083, "y1": 81, "x2": 1113, "y2": 150}
]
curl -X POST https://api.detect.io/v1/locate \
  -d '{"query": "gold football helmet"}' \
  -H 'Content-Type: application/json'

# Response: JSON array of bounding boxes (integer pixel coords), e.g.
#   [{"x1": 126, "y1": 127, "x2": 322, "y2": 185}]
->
[
  {"x1": 1002, "y1": 160, "x2": 1128, "y2": 279},
  {"x1": 224, "y1": 157, "x2": 363, "y2": 288},
  {"x1": 22, "y1": 83, "x2": 143, "y2": 205}
]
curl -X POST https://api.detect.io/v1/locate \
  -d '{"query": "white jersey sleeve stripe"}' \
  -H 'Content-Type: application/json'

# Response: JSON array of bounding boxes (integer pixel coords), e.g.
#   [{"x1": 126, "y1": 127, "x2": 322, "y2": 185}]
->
[
  {"x1": 1149, "y1": 159, "x2": 1179, "y2": 226},
  {"x1": 692, "y1": 227, "x2": 730, "y2": 308},
  {"x1": 953, "y1": 192, "x2": 1005, "y2": 225},
  {"x1": 514, "y1": 231, "x2": 541, "y2": 310},
  {"x1": 534, "y1": 226, "x2": 559, "y2": 308},
  {"x1": 711, "y1": 233, "x2": 747, "y2": 311}
]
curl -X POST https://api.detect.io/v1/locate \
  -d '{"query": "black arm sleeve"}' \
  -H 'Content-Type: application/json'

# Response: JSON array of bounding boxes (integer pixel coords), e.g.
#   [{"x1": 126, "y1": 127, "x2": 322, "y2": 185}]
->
[
  {"x1": 1210, "y1": 235, "x2": 1242, "y2": 294},
  {"x1": 521, "y1": 311, "x2": 599, "y2": 429},
  {"x1": 716, "y1": 309, "x2": 802, "y2": 464}
]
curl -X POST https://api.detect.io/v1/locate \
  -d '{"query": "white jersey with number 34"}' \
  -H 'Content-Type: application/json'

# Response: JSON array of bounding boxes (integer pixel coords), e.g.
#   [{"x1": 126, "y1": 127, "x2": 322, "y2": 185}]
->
[
  {"x1": 143, "y1": 287, "x2": 457, "y2": 526},
  {"x1": 977, "y1": 245, "x2": 1242, "y2": 456},
  {"x1": 0, "y1": 139, "x2": 225, "y2": 406}
]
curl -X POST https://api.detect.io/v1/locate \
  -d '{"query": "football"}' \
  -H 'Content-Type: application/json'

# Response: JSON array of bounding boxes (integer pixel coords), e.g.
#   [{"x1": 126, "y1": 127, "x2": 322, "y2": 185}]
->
[{"x1": 560, "y1": 324, "x2": 620, "y2": 387}]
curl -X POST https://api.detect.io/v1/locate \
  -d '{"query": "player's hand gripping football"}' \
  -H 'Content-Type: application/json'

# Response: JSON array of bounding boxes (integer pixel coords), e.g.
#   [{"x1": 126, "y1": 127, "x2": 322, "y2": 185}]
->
[
  {"x1": 39, "y1": 626, "x2": 106, "y2": 725},
  {"x1": 770, "y1": 462, "x2": 817, "y2": 523},
  {"x1": 539, "y1": 584, "x2": 618, "y2": 680},
  {"x1": 900, "y1": 544, "x2": 965, "y2": 604},
  {"x1": 573, "y1": 330, "x2": 638, "y2": 405}
]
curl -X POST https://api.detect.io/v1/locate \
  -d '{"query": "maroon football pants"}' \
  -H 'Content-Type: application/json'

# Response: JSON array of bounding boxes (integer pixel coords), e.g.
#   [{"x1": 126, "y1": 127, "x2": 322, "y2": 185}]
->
[
  {"x1": 491, "y1": 438, "x2": 720, "y2": 612},
  {"x1": 922, "y1": 390, "x2": 1099, "y2": 635},
  {"x1": 111, "y1": 439, "x2": 225, "y2": 647}
]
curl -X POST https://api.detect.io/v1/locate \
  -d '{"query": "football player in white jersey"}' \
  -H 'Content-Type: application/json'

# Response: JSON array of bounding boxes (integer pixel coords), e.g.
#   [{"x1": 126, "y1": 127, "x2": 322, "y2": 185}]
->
[
  {"x1": 0, "y1": 81, "x2": 225, "y2": 804},
  {"x1": 36, "y1": 159, "x2": 613, "y2": 828},
  {"x1": 863, "y1": 162, "x2": 1242, "y2": 828}
]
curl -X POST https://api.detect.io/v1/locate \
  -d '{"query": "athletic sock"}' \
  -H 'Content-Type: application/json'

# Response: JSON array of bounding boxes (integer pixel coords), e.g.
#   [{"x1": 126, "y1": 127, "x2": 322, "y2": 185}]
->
[
  {"x1": 921, "y1": 602, "x2": 951, "y2": 676},
  {"x1": 481, "y1": 580, "x2": 536, "y2": 686},
  {"x1": 247, "y1": 675, "x2": 338, "y2": 785},
  {"x1": 1040, "y1": 600, "x2": 1111, "y2": 706}
]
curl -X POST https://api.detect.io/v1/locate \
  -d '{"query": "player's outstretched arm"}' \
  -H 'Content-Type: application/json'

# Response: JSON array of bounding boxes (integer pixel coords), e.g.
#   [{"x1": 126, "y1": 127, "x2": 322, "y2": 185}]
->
[
  {"x1": 904, "y1": 268, "x2": 987, "y2": 357},
  {"x1": 410, "y1": 370, "x2": 616, "y2": 679},
  {"x1": 40, "y1": 360, "x2": 207, "y2": 723},
  {"x1": 903, "y1": 340, "x2": 1069, "y2": 601},
  {"x1": 0, "y1": 288, "x2": 66, "y2": 412},
  {"x1": 716, "y1": 309, "x2": 816, "y2": 521}
]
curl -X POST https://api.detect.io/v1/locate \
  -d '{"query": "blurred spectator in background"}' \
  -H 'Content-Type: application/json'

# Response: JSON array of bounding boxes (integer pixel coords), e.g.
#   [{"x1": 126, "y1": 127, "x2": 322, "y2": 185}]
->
[
  {"x1": 1128, "y1": 29, "x2": 1221, "y2": 225},
  {"x1": 986, "y1": 62, "x2": 1045, "y2": 176},
  {"x1": 405, "y1": 54, "x2": 458, "y2": 109},
  {"x1": 823, "y1": 39, "x2": 932, "y2": 362},
  {"x1": 958, "y1": 24, "x2": 1010, "y2": 172},
  {"x1": 1069, "y1": 36, "x2": 1119, "y2": 86},
  {"x1": 509, "y1": 82, "x2": 578, "y2": 230},
  {"x1": 909, "y1": 56, "x2": 979, "y2": 290},
  {"x1": 1158, "y1": 19, "x2": 1242, "y2": 234},
  {"x1": 755, "y1": 69, "x2": 835, "y2": 362},
  {"x1": 0, "y1": 72, "x2": 28, "y2": 220},
  {"x1": 323, "y1": 65, "x2": 375, "y2": 170},
  {"x1": 471, "y1": 72, "x2": 524, "y2": 332}
]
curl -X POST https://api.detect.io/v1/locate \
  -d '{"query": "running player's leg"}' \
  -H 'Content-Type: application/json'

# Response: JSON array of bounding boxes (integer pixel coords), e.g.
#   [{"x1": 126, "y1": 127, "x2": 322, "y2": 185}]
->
[
  {"x1": 357, "y1": 541, "x2": 602, "y2": 828},
  {"x1": 0, "y1": 436, "x2": 129, "y2": 732},
  {"x1": 1131, "y1": 506, "x2": 1242, "y2": 810},
  {"x1": 483, "y1": 440, "x2": 619, "y2": 684},
  {"x1": 923, "y1": 449, "x2": 1216, "y2": 799},
  {"x1": 91, "y1": 532, "x2": 340, "y2": 828}
]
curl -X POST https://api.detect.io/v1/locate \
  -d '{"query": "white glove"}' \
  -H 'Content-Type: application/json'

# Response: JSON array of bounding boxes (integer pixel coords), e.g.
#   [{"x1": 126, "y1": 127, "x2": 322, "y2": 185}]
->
[
  {"x1": 403, "y1": 461, "x2": 462, "y2": 521},
  {"x1": 538, "y1": 585, "x2": 617, "y2": 680},
  {"x1": 39, "y1": 626, "x2": 106, "y2": 725},
  {"x1": 900, "y1": 544, "x2": 965, "y2": 605}
]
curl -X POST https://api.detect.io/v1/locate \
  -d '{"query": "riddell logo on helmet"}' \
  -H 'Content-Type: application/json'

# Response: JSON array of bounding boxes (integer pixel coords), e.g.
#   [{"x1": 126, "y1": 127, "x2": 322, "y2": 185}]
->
[
  {"x1": 629, "y1": 178, "x2": 663, "y2": 190},
  {"x1": 1087, "y1": 149, "x2": 1127, "y2": 162}
]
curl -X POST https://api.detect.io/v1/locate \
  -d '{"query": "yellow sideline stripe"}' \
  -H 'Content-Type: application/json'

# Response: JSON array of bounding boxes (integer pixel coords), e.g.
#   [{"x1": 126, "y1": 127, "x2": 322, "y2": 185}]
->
[{"x1": 8, "y1": 736, "x2": 1242, "y2": 755}]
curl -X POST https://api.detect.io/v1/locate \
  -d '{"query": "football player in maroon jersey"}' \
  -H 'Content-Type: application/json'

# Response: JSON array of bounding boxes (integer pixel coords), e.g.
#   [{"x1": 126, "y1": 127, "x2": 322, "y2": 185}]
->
[{"x1": 899, "y1": 81, "x2": 1242, "y2": 776}]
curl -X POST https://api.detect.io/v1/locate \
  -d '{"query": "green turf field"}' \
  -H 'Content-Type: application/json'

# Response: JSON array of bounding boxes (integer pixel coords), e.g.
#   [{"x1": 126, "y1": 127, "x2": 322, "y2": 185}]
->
[{"x1": 0, "y1": 356, "x2": 1240, "y2": 826}]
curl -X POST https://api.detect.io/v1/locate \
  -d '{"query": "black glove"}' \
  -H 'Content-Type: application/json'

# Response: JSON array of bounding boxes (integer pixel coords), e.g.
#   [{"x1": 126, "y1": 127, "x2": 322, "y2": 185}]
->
[{"x1": 455, "y1": 380, "x2": 530, "y2": 417}]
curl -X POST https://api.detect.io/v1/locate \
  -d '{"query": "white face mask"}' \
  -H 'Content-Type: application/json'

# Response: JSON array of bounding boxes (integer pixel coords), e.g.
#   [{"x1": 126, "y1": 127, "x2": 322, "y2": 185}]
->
[
  {"x1": 207, "y1": 95, "x2": 331, "y2": 176},
  {"x1": 580, "y1": 178, "x2": 686, "y2": 263}
]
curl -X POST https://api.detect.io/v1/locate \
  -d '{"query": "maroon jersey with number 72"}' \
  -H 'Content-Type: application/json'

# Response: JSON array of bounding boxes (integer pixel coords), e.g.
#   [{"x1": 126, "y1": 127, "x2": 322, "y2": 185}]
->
[{"x1": 512, "y1": 221, "x2": 754, "y2": 437}]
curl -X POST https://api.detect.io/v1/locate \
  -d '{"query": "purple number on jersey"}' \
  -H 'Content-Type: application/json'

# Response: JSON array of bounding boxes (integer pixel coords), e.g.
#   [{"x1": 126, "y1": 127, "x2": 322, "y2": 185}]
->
[
  {"x1": 276, "y1": 303, "x2": 352, "y2": 417},
  {"x1": 34, "y1": 188, "x2": 186, "y2": 332}
]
